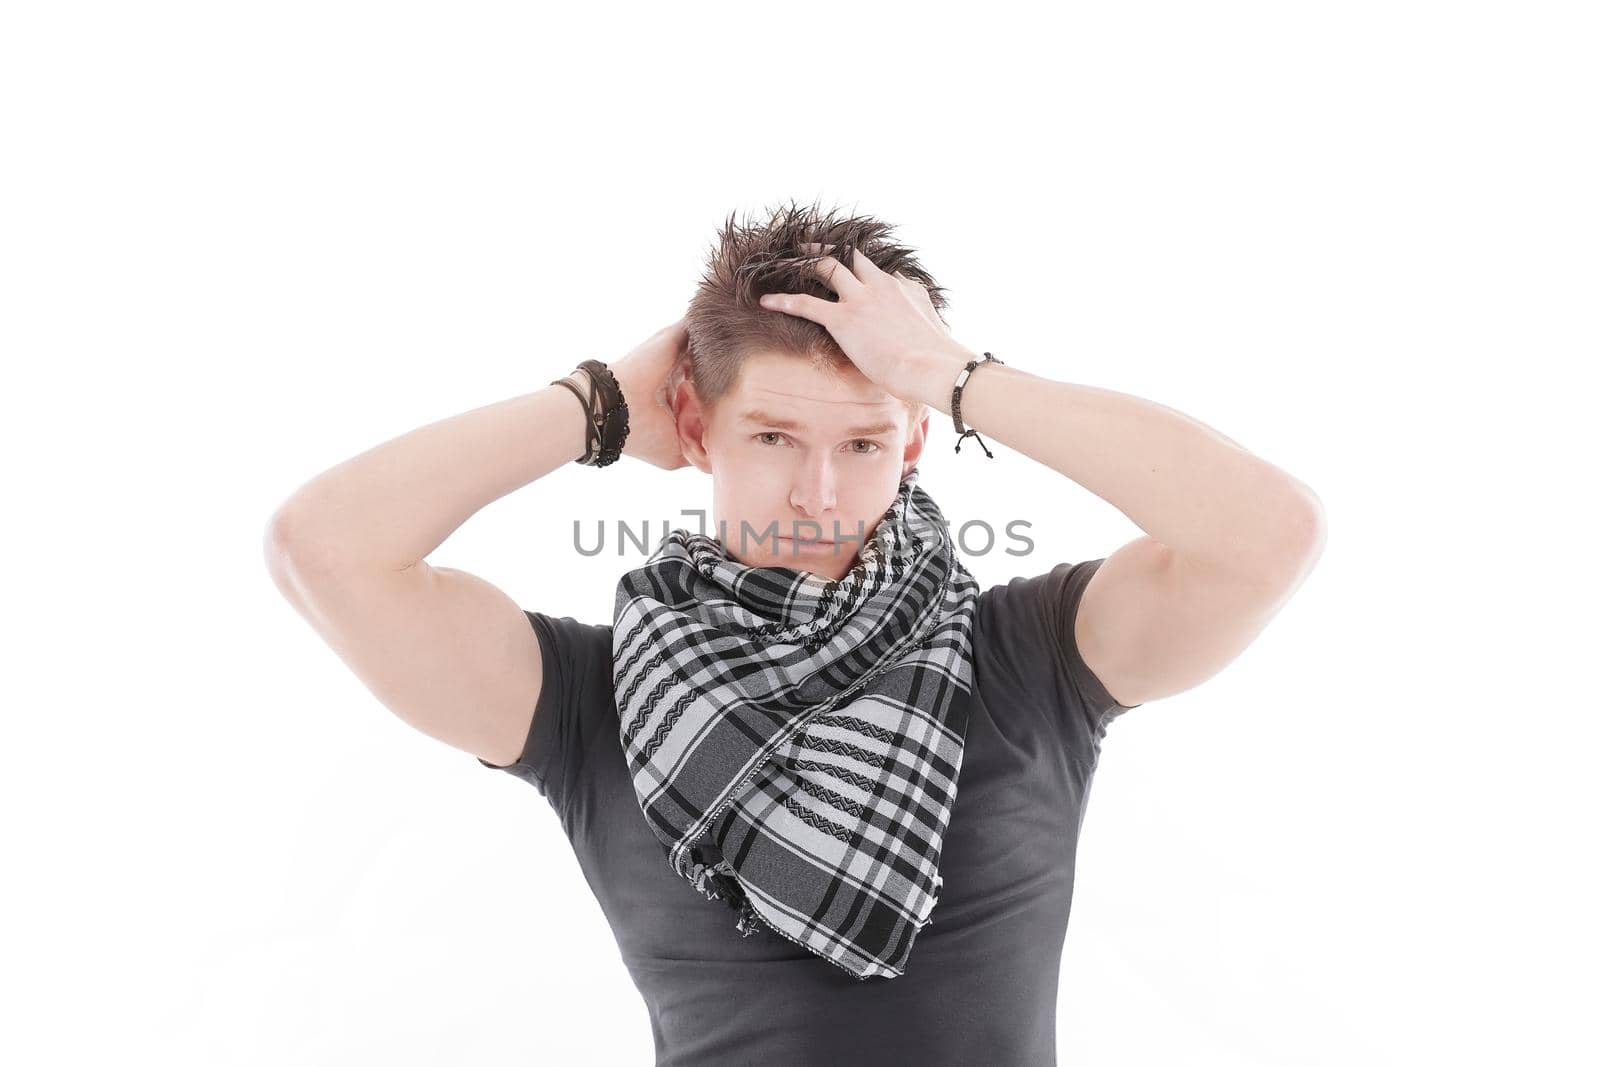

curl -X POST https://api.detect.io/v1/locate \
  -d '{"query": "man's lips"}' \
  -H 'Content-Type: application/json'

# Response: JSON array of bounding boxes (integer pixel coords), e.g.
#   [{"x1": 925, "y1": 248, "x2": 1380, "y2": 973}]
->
[{"x1": 776, "y1": 536, "x2": 837, "y2": 547}]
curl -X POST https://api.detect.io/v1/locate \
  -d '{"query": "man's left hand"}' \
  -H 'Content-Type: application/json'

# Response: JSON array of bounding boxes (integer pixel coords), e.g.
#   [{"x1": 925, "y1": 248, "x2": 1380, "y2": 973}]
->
[{"x1": 757, "y1": 242, "x2": 972, "y2": 407}]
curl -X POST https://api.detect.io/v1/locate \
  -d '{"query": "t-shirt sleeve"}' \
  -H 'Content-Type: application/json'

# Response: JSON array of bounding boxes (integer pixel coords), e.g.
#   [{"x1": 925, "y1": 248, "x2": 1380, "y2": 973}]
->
[
  {"x1": 983, "y1": 558, "x2": 1142, "y2": 767},
  {"x1": 476, "y1": 610, "x2": 612, "y2": 823}
]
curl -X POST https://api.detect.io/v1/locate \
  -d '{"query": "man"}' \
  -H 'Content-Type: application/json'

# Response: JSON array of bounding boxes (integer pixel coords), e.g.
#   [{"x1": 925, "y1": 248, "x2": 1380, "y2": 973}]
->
[{"x1": 265, "y1": 202, "x2": 1326, "y2": 1065}]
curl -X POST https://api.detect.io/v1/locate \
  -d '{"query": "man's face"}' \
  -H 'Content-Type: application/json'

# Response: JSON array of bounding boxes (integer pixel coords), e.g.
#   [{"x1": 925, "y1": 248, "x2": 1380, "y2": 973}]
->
[{"x1": 677, "y1": 352, "x2": 928, "y2": 582}]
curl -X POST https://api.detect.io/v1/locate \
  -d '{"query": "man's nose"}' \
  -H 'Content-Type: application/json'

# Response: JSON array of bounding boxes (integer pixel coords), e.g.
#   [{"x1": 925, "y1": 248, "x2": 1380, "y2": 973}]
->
[{"x1": 790, "y1": 453, "x2": 838, "y2": 517}]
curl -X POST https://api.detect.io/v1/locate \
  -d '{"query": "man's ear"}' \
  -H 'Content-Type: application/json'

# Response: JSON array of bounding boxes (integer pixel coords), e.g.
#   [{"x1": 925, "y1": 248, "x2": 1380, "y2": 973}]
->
[
  {"x1": 901, "y1": 409, "x2": 930, "y2": 481},
  {"x1": 674, "y1": 380, "x2": 714, "y2": 474}
]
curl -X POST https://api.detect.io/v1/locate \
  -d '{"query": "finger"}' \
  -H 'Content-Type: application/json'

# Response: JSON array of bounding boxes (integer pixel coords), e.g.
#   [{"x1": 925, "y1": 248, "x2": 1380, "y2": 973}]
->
[
  {"x1": 893, "y1": 270, "x2": 931, "y2": 297},
  {"x1": 804, "y1": 254, "x2": 866, "y2": 296},
  {"x1": 811, "y1": 242, "x2": 885, "y2": 281},
  {"x1": 798, "y1": 240, "x2": 885, "y2": 282},
  {"x1": 848, "y1": 246, "x2": 890, "y2": 279},
  {"x1": 798, "y1": 241, "x2": 844, "y2": 268},
  {"x1": 758, "y1": 291, "x2": 837, "y2": 323}
]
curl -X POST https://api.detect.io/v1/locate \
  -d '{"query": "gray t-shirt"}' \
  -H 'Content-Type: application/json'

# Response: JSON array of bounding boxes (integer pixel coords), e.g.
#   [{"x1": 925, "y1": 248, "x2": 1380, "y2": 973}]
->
[{"x1": 480, "y1": 558, "x2": 1138, "y2": 1066}]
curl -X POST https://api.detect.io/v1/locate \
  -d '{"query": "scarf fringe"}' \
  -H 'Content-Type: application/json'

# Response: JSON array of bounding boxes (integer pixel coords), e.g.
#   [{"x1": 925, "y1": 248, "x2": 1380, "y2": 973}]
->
[
  {"x1": 681, "y1": 853, "x2": 763, "y2": 937},
  {"x1": 687, "y1": 848, "x2": 937, "y2": 973}
]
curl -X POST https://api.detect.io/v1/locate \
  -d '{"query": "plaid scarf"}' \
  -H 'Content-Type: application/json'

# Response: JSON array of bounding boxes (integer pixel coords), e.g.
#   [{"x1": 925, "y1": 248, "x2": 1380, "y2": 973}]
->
[{"x1": 611, "y1": 469, "x2": 979, "y2": 981}]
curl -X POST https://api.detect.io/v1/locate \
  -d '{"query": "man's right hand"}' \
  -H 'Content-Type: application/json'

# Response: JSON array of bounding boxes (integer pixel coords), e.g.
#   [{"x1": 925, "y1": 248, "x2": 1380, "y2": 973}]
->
[{"x1": 609, "y1": 316, "x2": 693, "y2": 471}]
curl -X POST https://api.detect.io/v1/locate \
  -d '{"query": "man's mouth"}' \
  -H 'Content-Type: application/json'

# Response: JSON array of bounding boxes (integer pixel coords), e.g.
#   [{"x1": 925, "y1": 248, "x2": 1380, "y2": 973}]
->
[{"x1": 777, "y1": 536, "x2": 837, "y2": 550}]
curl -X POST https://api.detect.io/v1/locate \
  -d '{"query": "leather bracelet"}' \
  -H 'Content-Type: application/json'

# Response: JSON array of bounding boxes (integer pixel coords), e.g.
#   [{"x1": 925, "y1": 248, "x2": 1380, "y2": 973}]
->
[
  {"x1": 951, "y1": 351, "x2": 1003, "y2": 457},
  {"x1": 551, "y1": 359, "x2": 630, "y2": 467},
  {"x1": 575, "y1": 360, "x2": 629, "y2": 466},
  {"x1": 551, "y1": 374, "x2": 603, "y2": 463}
]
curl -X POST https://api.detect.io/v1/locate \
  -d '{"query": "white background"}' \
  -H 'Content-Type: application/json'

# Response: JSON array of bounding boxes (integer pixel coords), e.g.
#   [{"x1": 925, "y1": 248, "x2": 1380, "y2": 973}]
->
[{"x1": 4, "y1": 1, "x2": 1595, "y2": 1064}]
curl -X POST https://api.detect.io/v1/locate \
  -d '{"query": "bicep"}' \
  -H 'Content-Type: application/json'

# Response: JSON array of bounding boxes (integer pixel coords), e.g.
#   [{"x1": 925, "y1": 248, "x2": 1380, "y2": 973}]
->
[
  {"x1": 1074, "y1": 534, "x2": 1312, "y2": 708},
  {"x1": 279, "y1": 558, "x2": 544, "y2": 767}
]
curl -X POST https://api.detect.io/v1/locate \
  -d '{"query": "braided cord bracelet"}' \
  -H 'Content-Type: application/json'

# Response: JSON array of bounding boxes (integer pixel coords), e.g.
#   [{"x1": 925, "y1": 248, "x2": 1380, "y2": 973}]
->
[{"x1": 951, "y1": 351, "x2": 1003, "y2": 457}]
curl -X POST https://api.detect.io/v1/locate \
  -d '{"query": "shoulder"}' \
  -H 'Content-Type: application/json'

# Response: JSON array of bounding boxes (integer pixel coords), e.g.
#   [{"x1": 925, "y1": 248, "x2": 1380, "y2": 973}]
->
[
  {"x1": 974, "y1": 559, "x2": 1139, "y2": 718},
  {"x1": 476, "y1": 611, "x2": 614, "y2": 815},
  {"x1": 527, "y1": 611, "x2": 614, "y2": 701}
]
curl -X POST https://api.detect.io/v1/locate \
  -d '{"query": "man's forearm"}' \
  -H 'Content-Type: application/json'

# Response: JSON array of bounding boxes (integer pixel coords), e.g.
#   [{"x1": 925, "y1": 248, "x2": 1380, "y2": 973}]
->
[
  {"x1": 266, "y1": 375, "x2": 590, "y2": 575},
  {"x1": 908, "y1": 347, "x2": 1326, "y2": 578}
]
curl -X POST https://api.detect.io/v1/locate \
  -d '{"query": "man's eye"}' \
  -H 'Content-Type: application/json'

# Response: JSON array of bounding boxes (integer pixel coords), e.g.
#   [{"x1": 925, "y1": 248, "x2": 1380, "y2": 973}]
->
[
  {"x1": 851, "y1": 440, "x2": 881, "y2": 454},
  {"x1": 755, "y1": 432, "x2": 785, "y2": 446}
]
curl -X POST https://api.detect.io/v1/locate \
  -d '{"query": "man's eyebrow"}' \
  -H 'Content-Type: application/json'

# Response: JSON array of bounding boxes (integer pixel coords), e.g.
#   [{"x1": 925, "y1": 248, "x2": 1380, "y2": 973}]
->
[{"x1": 738, "y1": 409, "x2": 899, "y2": 437}]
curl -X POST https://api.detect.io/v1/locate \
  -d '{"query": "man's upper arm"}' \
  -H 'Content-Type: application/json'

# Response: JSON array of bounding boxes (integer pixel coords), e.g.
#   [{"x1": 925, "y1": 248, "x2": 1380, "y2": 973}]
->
[
  {"x1": 270, "y1": 552, "x2": 543, "y2": 768},
  {"x1": 1074, "y1": 522, "x2": 1325, "y2": 708}
]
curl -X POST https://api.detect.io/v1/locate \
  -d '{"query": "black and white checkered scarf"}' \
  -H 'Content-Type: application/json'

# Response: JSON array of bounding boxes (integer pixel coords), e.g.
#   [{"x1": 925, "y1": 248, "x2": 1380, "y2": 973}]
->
[{"x1": 611, "y1": 469, "x2": 979, "y2": 980}]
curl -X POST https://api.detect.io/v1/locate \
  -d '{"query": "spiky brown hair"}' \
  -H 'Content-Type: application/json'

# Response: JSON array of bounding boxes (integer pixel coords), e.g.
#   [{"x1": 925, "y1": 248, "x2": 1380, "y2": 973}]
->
[{"x1": 684, "y1": 199, "x2": 949, "y2": 431}]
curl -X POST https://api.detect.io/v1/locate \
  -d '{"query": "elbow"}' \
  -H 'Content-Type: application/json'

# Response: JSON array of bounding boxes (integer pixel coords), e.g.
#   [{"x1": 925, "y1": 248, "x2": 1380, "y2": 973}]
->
[
  {"x1": 262, "y1": 501, "x2": 341, "y2": 595},
  {"x1": 263, "y1": 506, "x2": 296, "y2": 572},
  {"x1": 1292, "y1": 483, "x2": 1329, "y2": 556},
  {"x1": 1267, "y1": 484, "x2": 1328, "y2": 584},
  {"x1": 263, "y1": 505, "x2": 312, "y2": 602}
]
